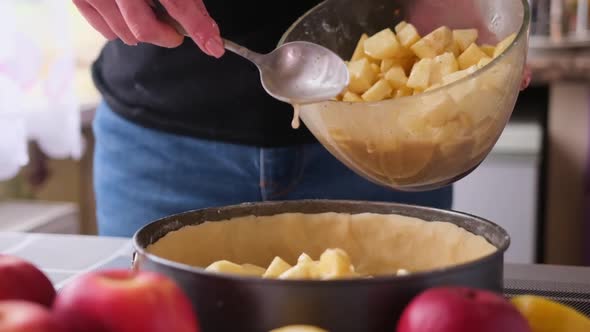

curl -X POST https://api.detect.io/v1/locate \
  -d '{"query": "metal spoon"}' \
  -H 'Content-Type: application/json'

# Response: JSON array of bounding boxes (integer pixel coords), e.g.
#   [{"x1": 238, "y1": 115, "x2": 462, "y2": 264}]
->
[{"x1": 150, "y1": 0, "x2": 349, "y2": 104}]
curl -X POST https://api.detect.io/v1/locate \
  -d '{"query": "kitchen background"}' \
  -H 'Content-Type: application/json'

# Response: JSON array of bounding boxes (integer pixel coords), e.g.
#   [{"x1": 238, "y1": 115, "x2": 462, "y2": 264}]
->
[{"x1": 1, "y1": 0, "x2": 589, "y2": 267}]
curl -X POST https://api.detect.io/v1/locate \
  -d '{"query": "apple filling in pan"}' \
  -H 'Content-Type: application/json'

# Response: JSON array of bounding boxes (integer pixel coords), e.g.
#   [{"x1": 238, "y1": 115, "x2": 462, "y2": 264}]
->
[
  {"x1": 204, "y1": 248, "x2": 410, "y2": 280},
  {"x1": 146, "y1": 212, "x2": 497, "y2": 280}
]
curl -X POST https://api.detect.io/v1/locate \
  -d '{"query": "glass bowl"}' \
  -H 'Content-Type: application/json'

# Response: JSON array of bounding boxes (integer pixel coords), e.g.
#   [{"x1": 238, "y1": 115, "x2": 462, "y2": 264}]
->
[{"x1": 279, "y1": 0, "x2": 530, "y2": 191}]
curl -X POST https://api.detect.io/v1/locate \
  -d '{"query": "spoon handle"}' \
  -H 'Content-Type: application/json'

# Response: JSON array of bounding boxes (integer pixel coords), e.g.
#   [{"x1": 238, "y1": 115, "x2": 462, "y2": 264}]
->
[
  {"x1": 222, "y1": 40, "x2": 265, "y2": 65},
  {"x1": 149, "y1": 0, "x2": 265, "y2": 65}
]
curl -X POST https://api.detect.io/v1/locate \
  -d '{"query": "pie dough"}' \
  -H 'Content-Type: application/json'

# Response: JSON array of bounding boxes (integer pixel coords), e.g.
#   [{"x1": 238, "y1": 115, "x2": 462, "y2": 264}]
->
[{"x1": 146, "y1": 212, "x2": 497, "y2": 276}]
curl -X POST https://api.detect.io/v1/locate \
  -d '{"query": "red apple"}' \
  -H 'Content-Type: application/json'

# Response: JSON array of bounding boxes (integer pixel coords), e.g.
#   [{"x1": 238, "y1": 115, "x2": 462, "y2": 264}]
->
[
  {"x1": 53, "y1": 269, "x2": 200, "y2": 332},
  {"x1": 0, "y1": 254, "x2": 56, "y2": 307},
  {"x1": 397, "y1": 287, "x2": 531, "y2": 332},
  {"x1": 0, "y1": 300, "x2": 61, "y2": 332}
]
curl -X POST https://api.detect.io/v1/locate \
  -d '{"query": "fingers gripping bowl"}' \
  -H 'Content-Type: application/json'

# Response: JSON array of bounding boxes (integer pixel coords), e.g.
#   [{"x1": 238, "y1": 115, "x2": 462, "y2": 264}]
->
[
  {"x1": 279, "y1": 0, "x2": 530, "y2": 191},
  {"x1": 132, "y1": 200, "x2": 510, "y2": 332}
]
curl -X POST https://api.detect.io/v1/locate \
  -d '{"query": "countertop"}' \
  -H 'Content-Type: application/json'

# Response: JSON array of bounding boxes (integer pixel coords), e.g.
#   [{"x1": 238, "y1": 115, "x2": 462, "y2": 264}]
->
[{"x1": 0, "y1": 232, "x2": 132, "y2": 288}]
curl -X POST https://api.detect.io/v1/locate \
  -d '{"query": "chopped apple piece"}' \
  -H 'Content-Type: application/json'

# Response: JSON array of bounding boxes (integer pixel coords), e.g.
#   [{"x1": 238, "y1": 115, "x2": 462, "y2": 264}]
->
[
  {"x1": 481, "y1": 44, "x2": 495, "y2": 57},
  {"x1": 411, "y1": 39, "x2": 437, "y2": 59},
  {"x1": 347, "y1": 58, "x2": 377, "y2": 94},
  {"x1": 371, "y1": 63, "x2": 381, "y2": 74},
  {"x1": 407, "y1": 58, "x2": 432, "y2": 90},
  {"x1": 397, "y1": 109, "x2": 431, "y2": 137},
  {"x1": 395, "y1": 46, "x2": 416, "y2": 59},
  {"x1": 351, "y1": 33, "x2": 369, "y2": 61},
  {"x1": 444, "y1": 66, "x2": 479, "y2": 101},
  {"x1": 464, "y1": 89, "x2": 499, "y2": 124},
  {"x1": 453, "y1": 29, "x2": 478, "y2": 52},
  {"x1": 477, "y1": 57, "x2": 493, "y2": 69},
  {"x1": 317, "y1": 249, "x2": 357, "y2": 279},
  {"x1": 395, "y1": 86, "x2": 413, "y2": 98},
  {"x1": 447, "y1": 41, "x2": 462, "y2": 57},
  {"x1": 425, "y1": 26, "x2": 453, "y2": 52},
  {"x1": 206, "y1": 261, "x2": 257, "y2": 276},
  {"x1": 457, "y1": 111, "x2": 473, "y2": 128},
  {"x1": 364, "y1": 28, "x2": 401, "y2": 59},
  {"x1": 435, "y1": 119, "x2": 461, "y2": 142},
  {"x1": 479, "y1": 62, "x2": 512, "y2": 92},
  {"x1": 430, "y1": 52, "x2": 459, "y2": 84},
  {"x1": 411, "y1": 26, "x2": 452, "y2": 59},
  {"x1": 395, "y1": 21, "x2": 408, "y2": 34},
  {"x1": 381, "y1": 59, "x2": 395, "y2": 72},
  {"x1": 493, "y1": 33, "x2": 517, "y2": 58},
  {"x1": 396, "y1": 269, "x2": 410, "y2": 276},
  {"x1": 263, "y1": 257, "x2": 292, "y2": 278},
  {"x1": 425, "y1": 83, "x2": 441, "y2": 92},
  {"x1": 242, "y1": 264, "x2": 267, "y2": 276},
  {"x1": 279, "y1": 263, "x2": 313, "y2": 280},
  {"x1": 398, "y1": 56, "x2": 418, "y2": 74},
  {"x1": 271, "y1": 325, "x2": 328, "y2": 332},
  {"x1": 380, "y1": 57, "x2": 413, "y2": 74},
  {"x1": 458, "y1": 43, "x2": 488, "y2": 69},
  {"x1": 297, "y1": 253, "x2": 314, "y2": 264},
  {"x1": 421, "y1": 92, "x2": 459, "y2": 127},
  {"x1": 442, "y1": 65, "x2": 478, "y2": 86},
  {"x1": 384, "y1": 66, "x2": 408, "y2": 88},
  {"x1": 342, "y1": 91, "x2": 363, "y2": 102},
  {"x1": 362, "y1": 79, "x2": 393, "y2": 102},
  {"x1": 397, "y1": 23, "x2": 421, "y2": 48}
]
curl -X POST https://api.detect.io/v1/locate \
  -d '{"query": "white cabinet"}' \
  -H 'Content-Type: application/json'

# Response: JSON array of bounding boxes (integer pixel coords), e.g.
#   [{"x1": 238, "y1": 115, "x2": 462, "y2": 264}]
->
[{"x1": 453, "y1": 122, "x2": 542, "y2": 264}]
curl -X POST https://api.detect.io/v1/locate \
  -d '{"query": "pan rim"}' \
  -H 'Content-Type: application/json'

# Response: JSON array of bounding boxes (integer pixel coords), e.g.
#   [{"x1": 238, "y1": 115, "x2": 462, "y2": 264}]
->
[{"x1": 132, "y1": 199, "x2": 509, "y2": 286}]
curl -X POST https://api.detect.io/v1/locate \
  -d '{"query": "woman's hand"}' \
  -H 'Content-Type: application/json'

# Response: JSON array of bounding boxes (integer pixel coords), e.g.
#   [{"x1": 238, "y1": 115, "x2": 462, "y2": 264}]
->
[{"x1": 72, "y1": 0, "x2": 225, "y2": 57}]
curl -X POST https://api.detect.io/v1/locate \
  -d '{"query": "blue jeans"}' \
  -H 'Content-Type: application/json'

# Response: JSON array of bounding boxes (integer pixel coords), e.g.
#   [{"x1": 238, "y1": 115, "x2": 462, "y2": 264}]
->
[{"x1": 93, "y1": 102, "x2": 453, "y2": 237}]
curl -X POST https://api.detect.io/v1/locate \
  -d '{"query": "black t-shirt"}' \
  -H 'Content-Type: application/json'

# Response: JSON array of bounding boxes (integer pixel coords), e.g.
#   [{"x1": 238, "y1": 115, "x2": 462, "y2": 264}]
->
[{"x1": 92, "y1": 0, "x2": 321, "y2": 147}]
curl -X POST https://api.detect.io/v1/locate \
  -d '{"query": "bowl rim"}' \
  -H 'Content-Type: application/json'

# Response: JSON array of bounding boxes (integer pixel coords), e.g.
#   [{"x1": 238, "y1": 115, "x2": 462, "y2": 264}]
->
[
  {"x1": 132, "y1": 199, "x2": 510, "y2": 286},
  {"x1": 277, "y1": 0, "x2": 531, "y2": 107}
]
